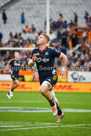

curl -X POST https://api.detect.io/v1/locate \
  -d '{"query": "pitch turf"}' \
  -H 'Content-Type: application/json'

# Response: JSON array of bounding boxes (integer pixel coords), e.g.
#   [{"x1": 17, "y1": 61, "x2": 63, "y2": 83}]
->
[{"x1": 0, "y1": 91, "x2": 91, "y2": 136}]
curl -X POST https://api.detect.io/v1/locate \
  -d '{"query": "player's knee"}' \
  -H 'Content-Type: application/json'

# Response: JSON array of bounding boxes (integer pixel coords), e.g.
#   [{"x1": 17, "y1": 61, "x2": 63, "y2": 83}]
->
[
  {"x1": 16, "y1": 82, "x2": 20, "y2": 86},
  {"x1": 39, "y1": 87, "x2": 46, "y2": 95}
]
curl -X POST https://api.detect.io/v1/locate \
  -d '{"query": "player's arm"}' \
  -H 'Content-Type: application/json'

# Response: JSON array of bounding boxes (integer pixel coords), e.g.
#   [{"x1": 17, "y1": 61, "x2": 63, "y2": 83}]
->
[
  {"x1": 60, "y1": 52, "x2": 67, "y2": 68},
  {"x1": 52, "y1": 48, "x2": 67, "y2": 78},
  {"x1": 6, "y1": 63, "x2": 12, "y2": 73},
  {"x1": 59, "y1": 52, "x2": 67, "y2": 78},
  {"x1": 28, "y1": 54, "x2": 37, "y2": 67},
  {"x1": 28, "y1": 49, "x2": 37, "y2": 68}
]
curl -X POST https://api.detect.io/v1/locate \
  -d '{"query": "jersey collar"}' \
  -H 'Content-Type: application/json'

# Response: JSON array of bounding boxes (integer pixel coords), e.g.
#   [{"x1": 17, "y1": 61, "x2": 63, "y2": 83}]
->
[{"x1": 39, "y1": 46, "x2": 47, "y2": 54}]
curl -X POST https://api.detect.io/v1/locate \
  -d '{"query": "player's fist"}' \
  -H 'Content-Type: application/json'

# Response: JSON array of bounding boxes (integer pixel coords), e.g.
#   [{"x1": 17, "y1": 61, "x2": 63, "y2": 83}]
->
[
  {"x1": 32, "y1": 54, "x2": 37, "y2": 62},
  {"x1": 28, "y1": 59, "x2": 34, "y2": 67}
]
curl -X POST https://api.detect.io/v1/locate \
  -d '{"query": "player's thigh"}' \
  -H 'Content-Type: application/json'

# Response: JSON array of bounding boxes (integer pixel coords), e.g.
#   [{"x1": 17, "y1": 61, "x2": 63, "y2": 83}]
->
[
  {"x1": 39, "y1": 81, "x2": 52, "y2": 94},
  {"x1": 14, "y1": 79, "x2": 20, "y2": 86}
]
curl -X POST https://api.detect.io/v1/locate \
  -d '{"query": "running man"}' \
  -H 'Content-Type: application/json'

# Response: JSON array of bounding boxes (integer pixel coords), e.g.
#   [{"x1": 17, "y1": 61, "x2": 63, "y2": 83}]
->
[
  {"x1": 7, "y1": 51, "x2": 23, "y2": 99},
  {"x1": 28, "y1": 33, "x2": 67, "y2": 122}
]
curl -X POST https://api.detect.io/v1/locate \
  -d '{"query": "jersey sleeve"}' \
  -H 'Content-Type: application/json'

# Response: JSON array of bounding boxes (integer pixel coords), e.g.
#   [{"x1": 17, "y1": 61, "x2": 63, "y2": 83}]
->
[
  {"x1": 8, "y1": 59, "x2": 13, "y2": 65},
  {"x1": 52, "y1": 48, "x2": 61, "y2": 58},
  {"x1": 31, "y1": 49, "x2": 36, "y2": 58}
]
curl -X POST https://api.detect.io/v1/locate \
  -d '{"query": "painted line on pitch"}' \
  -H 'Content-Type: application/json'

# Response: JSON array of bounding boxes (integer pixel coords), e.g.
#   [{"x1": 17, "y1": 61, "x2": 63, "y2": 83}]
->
[
  {"x1": 0, "y1": 124, "x2": 91, "y2": 131},
  {"x1": 0, "y1": 101, "x2": 45, "y2": 103},
  {"x1": 0, "y1": 101, "x2": 87, "y2": 105},
  {"x1": 0, "y1": 107, "x2": 91, "y2": 113}
]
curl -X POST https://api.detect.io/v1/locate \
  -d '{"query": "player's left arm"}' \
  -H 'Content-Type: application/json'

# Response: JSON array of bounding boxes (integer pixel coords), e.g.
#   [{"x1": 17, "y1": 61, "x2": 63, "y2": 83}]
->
[
  {"x1": 52, "y1": 48, "x2": 67, "y2": 78},
  {"x1": 59, "y1": 52, "x2": 67, "y2": 78},
  {"x1": 60, "y1": 52, "x2": 67, "y2": 67}
]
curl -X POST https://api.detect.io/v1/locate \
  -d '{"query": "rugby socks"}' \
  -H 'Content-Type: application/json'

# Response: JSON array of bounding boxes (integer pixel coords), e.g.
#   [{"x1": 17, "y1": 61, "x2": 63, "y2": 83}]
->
[
  {"x1": 8, "y1": 89, "x2": 13, "y2": 95},
  {"x1": 57, "y1": 107, "x2": 62, "y2": 115},
  {"x1": 49, "y1": 98, "x2": 55, "y2": 106},
  {"x1": 11, "y1": 89, "x2": 13, "y2": 92}
]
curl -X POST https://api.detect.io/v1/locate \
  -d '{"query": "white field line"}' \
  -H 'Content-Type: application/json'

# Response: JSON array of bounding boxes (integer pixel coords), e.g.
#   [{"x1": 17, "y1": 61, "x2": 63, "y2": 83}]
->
[
  {"x1": 0, "y1": 101, "x2": 87, "y2": 105},
  {"x1": 0, "y1": 124, "x2": 91, "y2": 131},
  {"x1": 0, "y1": 122, "x2": 59, "y2": 126},
  {"x1": 0, "y1": 125, "x2": 22, "y2": 128},
  {"x1": 0, "y1": 107, "x2": 91, "y2": 113},
  {"x1": 0, "y1": 101, "x2": 45, "y2": 103}
]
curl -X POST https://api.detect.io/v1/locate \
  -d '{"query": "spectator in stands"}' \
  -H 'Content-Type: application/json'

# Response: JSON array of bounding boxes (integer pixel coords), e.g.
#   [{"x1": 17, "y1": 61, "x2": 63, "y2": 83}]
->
[
  {"x1": 71, "y1": 31, "x2": 78, "y2": 48},
  {"x1": 2, "y1": 10, "x2": 7, "y2": 24},
  {"x1": 23, "y1": 25, "x2": 29, "y2": 33},
  {"x1": 63, "y1": 20, "x2": 68, "y2": 28},
  {"x1": 69, "y1": 20, "x2": 74, "y2": 28},
  {"x1": 0, "y1": 41, "x2": 3, "y2": 47},
  {"x1": 29, "y1": 39, "x2": 35, "y2": 49},
  {"x1": 14, "y1": 32, "x2": 18, "y2": 39},
  {"x1": 29, "y1": 25, "x2": 36, "y2": 33},
  {"x1": 9, "y1": 32, "x2": 13, "y2": 40},
  {"x1": 21, "y1": 12, "x2": 25, "y2": 24},
  {"x1": 88, "y1": 17, "x2": 91, "y2": 45},
  {"x1": 59, "y1": 13, "x2": 63, "y2": 21},
  {"x1": 18, "y1": 32, "x2": 23, "y2": 40},
  {"x1": 56, "y1": 13, "x2": 63, "y2": 29},
  {"x1": 0, "y1": 32, "x2": 3, "y2": 42},
  {"x1": 81, "y1": 30, "x2": 87, "y2": 46},
  {"x1": 0, "y1": 59, "x2": 5, "y2": 70},
  {"x1": 84, "y1": 11, "x2": 89, "y2": 26},
  {"x1": 74, "y1": 13, "x2": 78, "y2": 26},
  {"x1": 61, "y1": 26, "x2": 68, "y2": 47},
  {"x1": 88, "y1": 16, "x2": 91, "y2": 30}
]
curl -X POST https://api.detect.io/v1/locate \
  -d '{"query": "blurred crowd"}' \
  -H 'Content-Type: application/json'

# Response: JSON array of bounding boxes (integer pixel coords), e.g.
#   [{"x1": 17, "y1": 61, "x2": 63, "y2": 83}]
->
[{"x1": 0, "y1": 11, "x2": 91, "y2": 72}]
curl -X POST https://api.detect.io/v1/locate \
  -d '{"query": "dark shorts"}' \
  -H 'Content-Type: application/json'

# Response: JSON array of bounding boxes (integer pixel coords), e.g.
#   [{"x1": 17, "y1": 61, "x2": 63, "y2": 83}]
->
[
  {"x1": 39, "y1": 74, "x2": 58, "y2": 87},
  {"x1": 11, "y1": 74, "x2": 19, "y2": 81}
]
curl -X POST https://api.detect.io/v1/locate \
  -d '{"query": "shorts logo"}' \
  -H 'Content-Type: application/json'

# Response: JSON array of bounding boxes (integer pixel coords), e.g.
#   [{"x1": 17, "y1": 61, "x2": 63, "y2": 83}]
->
[{"x1": 48, "y1": 79, "x2": 51, "y2": 82}]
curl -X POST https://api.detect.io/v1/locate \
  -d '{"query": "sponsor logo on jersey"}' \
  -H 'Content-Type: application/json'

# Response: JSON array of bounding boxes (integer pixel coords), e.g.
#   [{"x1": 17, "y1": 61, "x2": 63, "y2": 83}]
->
[
  {"x1": 14, "y1": 63, "x2": 21, "y2": 66},
  {"x1": 36, "y1": 52, "x2": 40, "y2": 55},
  {"x1": 36, "y1": 57, "x2": 49, "y2": 63}
]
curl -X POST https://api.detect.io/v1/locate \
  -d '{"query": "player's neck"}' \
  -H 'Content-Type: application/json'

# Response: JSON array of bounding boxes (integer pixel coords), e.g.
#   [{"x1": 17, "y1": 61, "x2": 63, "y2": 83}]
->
[
  {"x1": 39, "y1": 44, "x2": 47, "y2": 51},
  {"x1": 15, "y1": 58, "x2": 19, "y2": 61}
]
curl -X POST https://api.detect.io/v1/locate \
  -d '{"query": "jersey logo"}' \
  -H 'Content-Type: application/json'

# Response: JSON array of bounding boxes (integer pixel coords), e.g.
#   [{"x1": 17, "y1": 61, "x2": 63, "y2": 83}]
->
[
  {"x1": 48, "y1": 79, "x2": 51, "y2": 82},
  {"x1": 14, "y1": 63, "x2": 20, "y2": 66},
  {"x1": 14, "y1": 61, "x2": 16, "y2": 63},
  {"x1": 36, "y1": 58, "x2": 49, "y2": 63},
  {"x1": 36, "y1": 52, "x2": 40, "y2": 55},
  {"x1": 45, "y1": 52, "x2": 49, "y2": 55}
]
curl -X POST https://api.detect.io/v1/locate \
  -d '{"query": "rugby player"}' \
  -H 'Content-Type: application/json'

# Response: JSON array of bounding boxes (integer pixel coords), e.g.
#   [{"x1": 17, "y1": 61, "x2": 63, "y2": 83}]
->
[
  {"x1": 28, "y1": 33, "x2": 67, "y2": 122},
  {"x1": 6, "y1": 51, "x2": 23, "y2": 99}
]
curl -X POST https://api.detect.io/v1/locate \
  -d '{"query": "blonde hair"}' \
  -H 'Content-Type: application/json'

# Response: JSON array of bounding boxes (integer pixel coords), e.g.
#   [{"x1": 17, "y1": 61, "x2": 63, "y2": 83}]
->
[{"x1": 40, "y1": 33, "x2": 50, "y2": 43}]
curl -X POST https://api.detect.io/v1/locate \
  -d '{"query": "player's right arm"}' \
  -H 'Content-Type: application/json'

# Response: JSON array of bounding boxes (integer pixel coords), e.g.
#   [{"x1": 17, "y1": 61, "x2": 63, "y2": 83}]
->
[
  {"x1": 28, "y1": 49, "x2": 37, "y2": 67},
  {"x1": 6, "y1": 61, "x2": 12, "y2": 73}
]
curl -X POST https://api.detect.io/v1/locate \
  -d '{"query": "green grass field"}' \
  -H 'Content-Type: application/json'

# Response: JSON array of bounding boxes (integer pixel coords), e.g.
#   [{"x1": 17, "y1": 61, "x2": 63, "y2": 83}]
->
[{"x1": 0, "y1": 91, "x2": 91, "y2": 136}]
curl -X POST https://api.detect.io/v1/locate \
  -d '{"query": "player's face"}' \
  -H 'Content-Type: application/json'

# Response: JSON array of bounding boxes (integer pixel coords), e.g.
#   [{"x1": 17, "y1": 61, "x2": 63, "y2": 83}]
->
[
  {"x1": 37, "y1": 35, "x2": 47, "y2": 45},
  {"x1": 14, "y1": 52, "x2": 20, "y2": 60}
]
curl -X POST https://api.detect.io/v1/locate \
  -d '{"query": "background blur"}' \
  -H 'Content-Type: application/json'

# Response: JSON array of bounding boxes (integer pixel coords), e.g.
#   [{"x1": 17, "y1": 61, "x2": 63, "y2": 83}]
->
[{"x1": 0, "y1": 0, "x2": 91, "y2": 84}]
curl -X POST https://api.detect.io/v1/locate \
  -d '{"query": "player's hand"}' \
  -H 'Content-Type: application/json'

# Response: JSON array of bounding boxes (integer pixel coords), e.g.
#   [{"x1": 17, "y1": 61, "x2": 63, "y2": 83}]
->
[
  {"x1": 8, "y1": 69, "x2": 12, "y2": 74},
  {"x1": 59, "y1": 71, "x2": 66, "y2": 79},
  {"x1": 32, "y1": 54, "x2": 37, "y2": 62}
]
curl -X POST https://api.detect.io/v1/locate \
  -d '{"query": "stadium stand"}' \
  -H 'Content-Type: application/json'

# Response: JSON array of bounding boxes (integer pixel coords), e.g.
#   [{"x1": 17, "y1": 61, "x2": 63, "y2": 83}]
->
[
  {"x1": 0, "y1": 0, "x2": 91, "y2": 72},
  {"x1": 0, "y1": 0, "x2": 91, "y2": 43},
  {"x1": 0, "y1": 0, "x2": 11, "y2": 8}
]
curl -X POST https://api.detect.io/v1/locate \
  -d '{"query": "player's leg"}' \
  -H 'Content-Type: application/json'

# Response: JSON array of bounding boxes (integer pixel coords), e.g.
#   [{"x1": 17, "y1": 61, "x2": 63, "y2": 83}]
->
[
  {"x1": 11, "y1": 79, "x2": 20, "y2": 91},
  {"x1": 49, "y1": 88, "x2": 64, "y2": 122},
  {"x1": 39, "y1": 81, "x2": 57, "y2": 116},
  {"x1": 7, "y1": 79, "x2": 20, "y2": 99}
]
